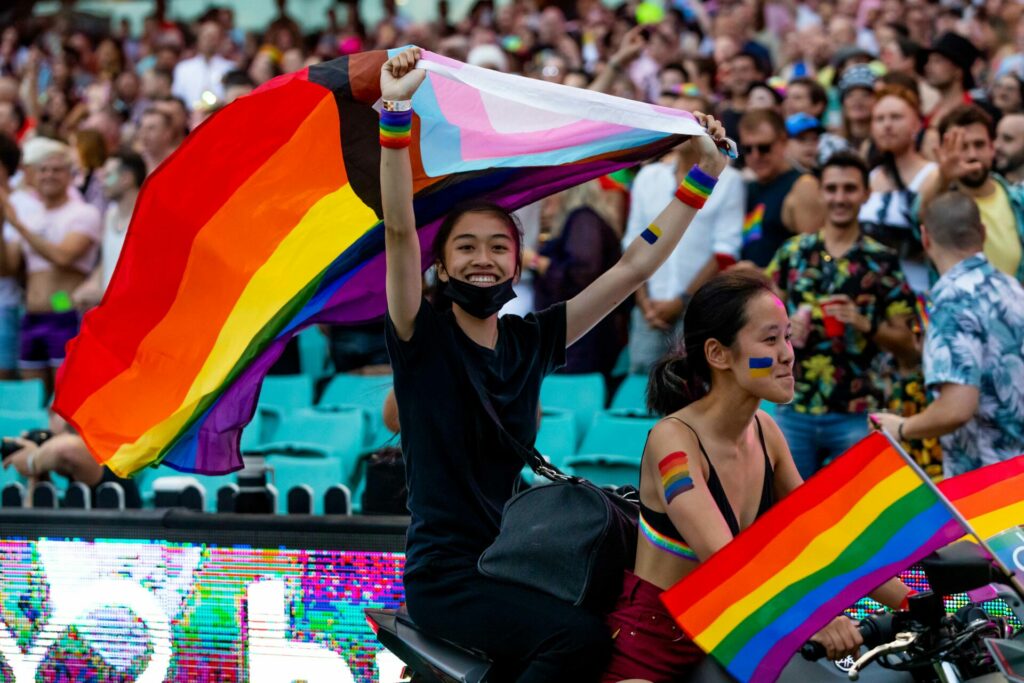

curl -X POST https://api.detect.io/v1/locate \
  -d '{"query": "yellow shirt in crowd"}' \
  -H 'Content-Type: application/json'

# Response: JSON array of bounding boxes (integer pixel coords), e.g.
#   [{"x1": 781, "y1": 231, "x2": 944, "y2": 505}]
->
[{"x1": 975, "y1": 182, "x2": 1023, "y2": 278}]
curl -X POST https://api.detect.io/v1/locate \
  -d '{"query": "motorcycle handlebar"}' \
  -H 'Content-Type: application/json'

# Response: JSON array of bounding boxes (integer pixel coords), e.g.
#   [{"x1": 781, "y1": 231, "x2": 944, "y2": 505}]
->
[{"x1": 800, "y1": 613, "x2": 896, "y2": 661}]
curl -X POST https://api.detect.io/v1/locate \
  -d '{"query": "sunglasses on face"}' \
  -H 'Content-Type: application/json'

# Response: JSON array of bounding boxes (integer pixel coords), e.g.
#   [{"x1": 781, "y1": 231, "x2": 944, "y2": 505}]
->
[{"x1": 740, "y1": 142, "x2": 775, "y2": 156}]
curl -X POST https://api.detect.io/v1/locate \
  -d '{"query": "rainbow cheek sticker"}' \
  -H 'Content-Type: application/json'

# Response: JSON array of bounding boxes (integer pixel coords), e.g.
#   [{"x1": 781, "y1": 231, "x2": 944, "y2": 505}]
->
[
  {"x1": 749, "y1": 357, "x2": 773, "y2": 378},
  {"x1": 660, "y1": 451, "x2": 695, "y2": 503},
  {"x1": 641, "y1": 223, "x2": 662, "y2": 244}
]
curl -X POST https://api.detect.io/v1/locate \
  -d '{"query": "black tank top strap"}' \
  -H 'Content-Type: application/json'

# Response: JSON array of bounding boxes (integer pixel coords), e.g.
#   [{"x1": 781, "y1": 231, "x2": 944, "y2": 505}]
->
[{"x1": 753, "y1": 414, "x2": 776, "y2": 516}]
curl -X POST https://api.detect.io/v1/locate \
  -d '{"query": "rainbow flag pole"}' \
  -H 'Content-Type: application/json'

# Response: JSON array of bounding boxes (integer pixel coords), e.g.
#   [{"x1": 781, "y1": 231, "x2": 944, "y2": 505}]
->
[{"x1": 873, "y1": 424, "x2": 1024, "y2": 601}]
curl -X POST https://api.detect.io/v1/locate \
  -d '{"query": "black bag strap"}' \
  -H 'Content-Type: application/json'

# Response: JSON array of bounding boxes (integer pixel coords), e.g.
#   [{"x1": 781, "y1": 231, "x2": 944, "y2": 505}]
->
[{"x1": 438, "y1": 316, "x2": 575, "y2": 484}]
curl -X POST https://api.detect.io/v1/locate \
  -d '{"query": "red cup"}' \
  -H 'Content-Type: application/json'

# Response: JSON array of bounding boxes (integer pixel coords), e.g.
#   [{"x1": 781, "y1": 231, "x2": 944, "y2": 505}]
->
[{"x1": 821, "y1": 299, "x2": 846, "y2": 338}]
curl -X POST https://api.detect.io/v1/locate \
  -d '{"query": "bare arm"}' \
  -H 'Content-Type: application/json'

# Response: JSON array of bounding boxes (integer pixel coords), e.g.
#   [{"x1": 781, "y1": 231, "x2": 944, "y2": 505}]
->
[
  {"x1": 879, "y1": 383, "x2": 980, "y2": 441},
  {"x1": 588, "y1": 26, "x2": 645, "y2": 95},
  {"x1": 5, "y1": 204, "x2": 95, "y2": 270},
  {"x1": 566, "y1": 116, "x2": 728, "y2": 345},
  {"x1": 782, "y1": 174, "x2": 825, "y2": 234},
  {"x1": 918, "y1": 127, "x2": 972, "y2": 220},
  {"x1": 380, "y1": 48, "x2": 427, "y2": 342}
]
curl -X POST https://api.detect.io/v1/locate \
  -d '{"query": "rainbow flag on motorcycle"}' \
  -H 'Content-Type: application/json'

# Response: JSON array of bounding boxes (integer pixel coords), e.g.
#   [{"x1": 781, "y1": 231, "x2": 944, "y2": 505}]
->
[
  {"x1": 940, "y1": 454, "x2": 1024, "y2": 541},
  {"x1": 661, "y1": 432, "x2": 967, "y2": 683},
  {"x1": 53, "y1": 48, "x2": 712, "y2": 478}
]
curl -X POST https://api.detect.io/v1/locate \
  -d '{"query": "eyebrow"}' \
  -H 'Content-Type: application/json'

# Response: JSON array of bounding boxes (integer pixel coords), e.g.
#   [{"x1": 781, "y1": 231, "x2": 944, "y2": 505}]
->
[{"x1": 452, "y1": 233, "x2": 513, "y2": 242}]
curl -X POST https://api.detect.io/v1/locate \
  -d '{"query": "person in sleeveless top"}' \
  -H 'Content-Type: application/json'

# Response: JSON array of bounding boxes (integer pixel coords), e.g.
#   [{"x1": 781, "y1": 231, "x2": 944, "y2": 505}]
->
[
  {"x1": 860, "y1": 85, "x2": 935, "y2": 292},
  {"x1": 601, "y1": 272, "x2": 915, "y2": 683},
  {"x1": 380, "y1": 48, "x2": 731, "y2": 683}
]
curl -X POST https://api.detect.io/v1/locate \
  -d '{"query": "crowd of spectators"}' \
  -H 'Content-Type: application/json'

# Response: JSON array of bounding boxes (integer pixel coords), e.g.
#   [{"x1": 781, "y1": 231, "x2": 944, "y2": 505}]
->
[{"x1": 0, "y1": 0, "x2": 1023, "y2": 482}]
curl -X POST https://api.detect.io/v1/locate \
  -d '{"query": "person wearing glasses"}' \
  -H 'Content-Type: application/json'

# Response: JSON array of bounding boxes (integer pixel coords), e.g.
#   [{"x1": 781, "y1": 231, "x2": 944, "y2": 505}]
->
[{"x1": 737, "y1": 109, "x2": 825, "y2": 268}]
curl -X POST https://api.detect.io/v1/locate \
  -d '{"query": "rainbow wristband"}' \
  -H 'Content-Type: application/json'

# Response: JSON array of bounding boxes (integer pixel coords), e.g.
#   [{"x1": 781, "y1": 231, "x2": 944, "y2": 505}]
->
[
  {"x1": 675, "y1": 164, "x2": 717, "y2": 209},
  {"x1": 380, "y1": 108, "x2": 413, "y2": 149}
]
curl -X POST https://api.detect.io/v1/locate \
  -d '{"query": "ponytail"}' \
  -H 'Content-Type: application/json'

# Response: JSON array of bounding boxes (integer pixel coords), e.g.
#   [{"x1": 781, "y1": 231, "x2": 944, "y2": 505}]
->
[{"x1": 646, "y1": 347, "x2": 708, "y2": 416}]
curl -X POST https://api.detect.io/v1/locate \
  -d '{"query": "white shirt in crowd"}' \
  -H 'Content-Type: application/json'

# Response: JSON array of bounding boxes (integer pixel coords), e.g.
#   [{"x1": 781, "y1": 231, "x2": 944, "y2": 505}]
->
[
  {"x1": 623, "y1": 161, "x2": 745, "y2": 300},
  {"x1": 101, "y1": 202, "x2": 131, "y2": 290},
  {"x1": 9, "y1": 192, "x2": 102, "y2": 275},
  {"x1": 172, "y1": 54, "x2": 235, "y2": 107}
]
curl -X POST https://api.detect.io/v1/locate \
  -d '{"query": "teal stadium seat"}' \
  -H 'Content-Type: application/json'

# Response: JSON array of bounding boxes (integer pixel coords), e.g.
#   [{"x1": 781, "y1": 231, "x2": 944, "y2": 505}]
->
[
  {"x1": 297, "y1": 326, "x2": 333, "y2": 380},
  {"x1": 264, "y1": 448, "x2": 346, "y2": 515},
  {"x1": 564, "y1": 454, "x2": 639, "y2": 489},
  {"x1": 0, "y1": 379, "x2": 46, "y2": 410},
  {"x1": 539, "y1": 374, "x2": 605, "y2": 447},
  {"x1": 257, "y1": 375, "x2": 314, "y2": 440},
  {"x1": 317, "y1": 374, "x2": 393, "y2": 450},
  {"x1": 609, "y1": 374, "x2": 651, "y2": 414},
  {"x1": 577, "y1": 410, "x2": 658, "y2": 461},
  {"x1": 260, "y1": 407, "x2": 366, "y2": 487},
  {"x1": 533, "y1": 408, "x2": 577, "y2": 469},
  {"x1": 0, "y1": 409, "x2": 50, "y2": 439}
]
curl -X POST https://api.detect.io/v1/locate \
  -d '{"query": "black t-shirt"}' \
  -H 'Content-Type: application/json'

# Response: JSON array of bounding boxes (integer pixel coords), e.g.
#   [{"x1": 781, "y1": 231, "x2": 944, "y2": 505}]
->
[
  {"x1": 385, "y1": 298, "x2": 567, "y2": 577},
  {"x1": 741, "y1": 168, "x2": 803, "y2": 268}
]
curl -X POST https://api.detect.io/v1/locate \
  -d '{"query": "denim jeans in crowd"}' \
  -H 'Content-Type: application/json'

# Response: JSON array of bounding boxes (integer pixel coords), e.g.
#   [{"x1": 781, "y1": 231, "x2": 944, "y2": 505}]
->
[{"x1": 774, "y1": 405, "x2": 870, "y2": 479}]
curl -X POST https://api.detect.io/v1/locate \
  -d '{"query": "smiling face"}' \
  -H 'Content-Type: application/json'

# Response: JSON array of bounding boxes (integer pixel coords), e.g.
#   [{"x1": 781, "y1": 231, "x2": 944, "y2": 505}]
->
[
  {"x1": 438, "y1": 211, "x2": 519, "y2": 286},
  {"x1": 821, "y1": 163, "x2": 869, "y2": 229},
  {"x1": 720, "y1": 291, "x2": 795, "y2": 404}
]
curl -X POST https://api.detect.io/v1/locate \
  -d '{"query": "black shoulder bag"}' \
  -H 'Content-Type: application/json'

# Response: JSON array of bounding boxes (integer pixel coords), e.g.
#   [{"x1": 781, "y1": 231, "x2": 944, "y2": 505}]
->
[{"x1": 441, "y1": 321, "x2": 638, "y2": 613}]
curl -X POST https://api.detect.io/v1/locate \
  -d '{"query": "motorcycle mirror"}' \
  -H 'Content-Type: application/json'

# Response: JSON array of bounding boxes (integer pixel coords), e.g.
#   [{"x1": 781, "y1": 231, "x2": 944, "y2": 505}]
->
[{"x1": 920, "y1": 541, "x2": 1003, "y2": 596}]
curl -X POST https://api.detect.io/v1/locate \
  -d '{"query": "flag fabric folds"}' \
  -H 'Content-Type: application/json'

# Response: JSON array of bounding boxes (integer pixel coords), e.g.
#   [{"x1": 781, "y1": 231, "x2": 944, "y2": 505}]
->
[
  {"x1": 939, "y1": 454, "x2": 1024, "y2": 541},
  {"x1": 53, "y1": 48, "x2": 710, "y2": 477},
  {"x1": 661, "y1": 432, "x2": 966, "y2": 683}
]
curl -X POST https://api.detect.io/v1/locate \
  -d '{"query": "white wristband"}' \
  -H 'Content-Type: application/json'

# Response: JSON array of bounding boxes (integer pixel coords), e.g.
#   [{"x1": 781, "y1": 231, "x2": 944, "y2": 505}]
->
[
  {"x1": 382, "y1": 99, "x2": 413, "y2": 112},
  {"x1": 26, "y1": 451, "x2": 37, "y2": 476}
]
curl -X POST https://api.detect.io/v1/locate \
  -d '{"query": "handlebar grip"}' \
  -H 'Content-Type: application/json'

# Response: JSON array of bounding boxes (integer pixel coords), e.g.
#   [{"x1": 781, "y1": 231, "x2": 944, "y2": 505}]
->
[
  {"x1": 800, "y1": 640, "x2": 827, "y2": 661},
  {"x1": 801, "y1": 614, "x2": 894, "y2": 661}
]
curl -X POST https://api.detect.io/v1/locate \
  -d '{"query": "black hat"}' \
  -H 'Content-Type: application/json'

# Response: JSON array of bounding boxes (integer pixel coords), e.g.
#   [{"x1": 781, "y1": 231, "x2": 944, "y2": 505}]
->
[{"x1": 916, "y1": 32, "x2": 981, "y2": 90}]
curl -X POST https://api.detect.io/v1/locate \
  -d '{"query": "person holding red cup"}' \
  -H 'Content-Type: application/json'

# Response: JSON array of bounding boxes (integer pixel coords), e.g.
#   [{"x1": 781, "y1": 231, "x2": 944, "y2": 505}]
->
[{"x1": 765, "y1": 152, "x2": 918, "y2": 478}]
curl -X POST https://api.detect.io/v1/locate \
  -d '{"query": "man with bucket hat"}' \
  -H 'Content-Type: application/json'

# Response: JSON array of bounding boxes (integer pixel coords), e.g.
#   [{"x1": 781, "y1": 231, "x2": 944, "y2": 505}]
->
[{"x1": 918, "y1": 32, "x2": 982, "y2": 128}]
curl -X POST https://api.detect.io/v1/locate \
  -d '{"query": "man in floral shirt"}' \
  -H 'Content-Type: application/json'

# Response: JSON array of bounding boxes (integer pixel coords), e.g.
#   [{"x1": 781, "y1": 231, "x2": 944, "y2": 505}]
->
[
  {"x1": 873, "y1": 192, "x2": 1024, "y2": 477},
  {"x1": 767, "y1": 152, "x2": 917, "y2": 477}
]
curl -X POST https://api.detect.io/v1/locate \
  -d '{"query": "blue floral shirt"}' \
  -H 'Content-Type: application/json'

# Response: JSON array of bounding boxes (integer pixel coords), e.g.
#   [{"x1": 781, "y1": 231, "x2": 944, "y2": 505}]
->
[{"x1": 923, "y1": 253, "x2": 1024, "y2": 477}]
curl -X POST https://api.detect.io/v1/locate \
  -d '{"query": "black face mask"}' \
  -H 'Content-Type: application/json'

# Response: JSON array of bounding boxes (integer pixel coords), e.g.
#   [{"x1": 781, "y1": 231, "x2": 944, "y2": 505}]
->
[{"x1": 441, "y1": 277, "x2": 517, "y2": 319}]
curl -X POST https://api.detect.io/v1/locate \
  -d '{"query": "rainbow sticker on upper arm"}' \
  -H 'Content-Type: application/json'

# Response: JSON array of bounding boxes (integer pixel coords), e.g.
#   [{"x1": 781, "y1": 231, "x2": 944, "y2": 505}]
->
[
  {"x1": 641, "y1": 223, "x2": 662, "y2": 245},
  {"x1": 660, "y1": 451, "x2": 694, "y2": 503},
  {"x1": 749, "y1": 357, "x2": 772, "y2": 378}
]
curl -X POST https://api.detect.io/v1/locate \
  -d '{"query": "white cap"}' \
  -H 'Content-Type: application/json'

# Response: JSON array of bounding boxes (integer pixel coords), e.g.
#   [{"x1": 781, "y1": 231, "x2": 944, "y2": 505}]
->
[
  {"x1": 21, "y1": 136, "x2": 72, "y2": 166},
  {"x1": 467, "y1": 44, "x2": 508, "y2": 73}
]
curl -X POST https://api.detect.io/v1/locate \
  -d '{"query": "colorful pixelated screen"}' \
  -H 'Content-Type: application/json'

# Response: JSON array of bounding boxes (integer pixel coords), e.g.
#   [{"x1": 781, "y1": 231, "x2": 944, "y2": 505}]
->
[
  {"x1": 847, "y1": 567, "x2": 1022, "y2": 628},
  {"x1": 0, "y1": 537, "x2": 406, "y2": 682}
]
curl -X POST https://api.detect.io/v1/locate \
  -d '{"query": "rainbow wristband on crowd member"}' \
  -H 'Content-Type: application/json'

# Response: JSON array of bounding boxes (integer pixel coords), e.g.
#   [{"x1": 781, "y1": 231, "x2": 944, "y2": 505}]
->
[
  {"x1": 674, "y1": 164, "x2": 717, "y2": 209},
  {"x1": 379, "y1": 108, "x2": 413, "y2": 149}
]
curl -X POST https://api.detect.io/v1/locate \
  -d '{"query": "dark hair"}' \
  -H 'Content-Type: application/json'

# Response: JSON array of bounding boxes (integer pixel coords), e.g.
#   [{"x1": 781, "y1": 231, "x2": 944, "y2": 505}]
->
[
  {"x1": 821, "y1": 150, "x2": 870, "y2": 188},
  {"x1": 746, "y1": 80, "x2": 784, "y2": 105},
  {"x1": 431, "y1": 199, "x2": 523, "y2": 277},
  {"x1": 647, "y1": 271, "x2": 776, "y2": 415},
  {"x1": 0, "y1": 133, "x2": 21, "y2": 178},
  {"x1": 660, "y1": 62, "x2": 691, "y2": 81},
  {"x1": 788, "y1": 77, "x2": 828, "y2": 109},
  {"x1": 923, "y1": 191, "x2": 985, "y2": 251},
  {"x1": 223, "y1": 69, "x2": 255, "y2": 89},
  {"x1": 141, "y1": 107, "x2": 173, "y2": 128},
  {"x1": 738, "y1": 107, "x2": 786, "y2": 138},
  {"x1": 0, "y1": 100, "x2": 26, "y2": 131},
  {"x1": 151, "y1": 66, "x2": 174, "y2": 83},
  {"x1": 938, "y1": 103, "x2": 994, "y2": 140},
  {"x1": 112, "y1": 148, "x2": 148, "y2": 188}
]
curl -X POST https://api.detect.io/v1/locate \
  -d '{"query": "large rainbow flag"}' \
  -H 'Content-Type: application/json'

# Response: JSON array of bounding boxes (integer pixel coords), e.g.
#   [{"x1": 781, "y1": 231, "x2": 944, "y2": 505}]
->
[
  {"x1": 661, "y1": 432, "x2": 966, "y2": 682},
  {"x1": 53, "y1": 48, "x2": 711, "y2": 477},
  {"x1": 940, "y1": 454, "x2": 1024, "y2": 541}
]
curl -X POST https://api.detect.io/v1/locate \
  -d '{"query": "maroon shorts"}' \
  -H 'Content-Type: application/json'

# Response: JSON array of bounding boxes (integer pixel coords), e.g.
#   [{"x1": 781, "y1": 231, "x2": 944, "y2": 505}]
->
[{"x1": 601, "y1": 570, "x2": 704, "y2": 683}]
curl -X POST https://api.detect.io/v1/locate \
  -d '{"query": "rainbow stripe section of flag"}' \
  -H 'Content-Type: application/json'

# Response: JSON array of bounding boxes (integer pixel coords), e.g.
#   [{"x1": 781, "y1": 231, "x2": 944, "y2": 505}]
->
[
  {"x1": 940, "y1": 454, "x2": 1024, "y2": 541},
  {"x1": 662, "y1": 433, "x2": 965, "y2": 682},
  {"x1": 743, "y1": 203, "x2": 764, "y2": 245},
  {"x1": 53, "y1": 48, "x2": 710, "y2": 477}
]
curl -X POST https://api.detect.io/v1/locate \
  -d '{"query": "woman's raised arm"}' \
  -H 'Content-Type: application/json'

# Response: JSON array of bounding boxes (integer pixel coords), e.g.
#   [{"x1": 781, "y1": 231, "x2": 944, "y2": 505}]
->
[
  {"x1": 565, "y1": 115, "x2": 728, "y2": 346},
  {"x1": 381, "y1": 47, "x2": 426, "y2": 341}
]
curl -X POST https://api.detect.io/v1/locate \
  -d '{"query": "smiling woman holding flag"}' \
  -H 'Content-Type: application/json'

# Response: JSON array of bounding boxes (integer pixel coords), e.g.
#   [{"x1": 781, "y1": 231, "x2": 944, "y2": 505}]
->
[
  {"x1": 379, "y1": 45, "x2": 729, "y2": 682},
  {"x1": 602, "y1": 270, "x2": 916, "y2": 683}
]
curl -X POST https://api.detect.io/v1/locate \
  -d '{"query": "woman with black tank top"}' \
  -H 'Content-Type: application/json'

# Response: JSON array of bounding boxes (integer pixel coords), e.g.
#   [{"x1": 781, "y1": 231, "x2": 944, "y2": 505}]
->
[
  {"x1": 602, "y1": 271, "x2": 915, "y2": 683},
  {"x1": 379, "y1": 48, "x2": 729, "y2": 683}
]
